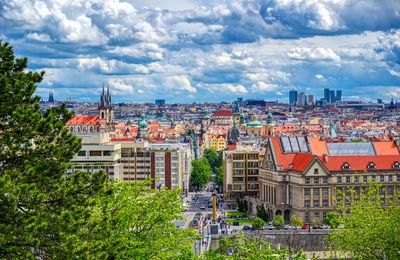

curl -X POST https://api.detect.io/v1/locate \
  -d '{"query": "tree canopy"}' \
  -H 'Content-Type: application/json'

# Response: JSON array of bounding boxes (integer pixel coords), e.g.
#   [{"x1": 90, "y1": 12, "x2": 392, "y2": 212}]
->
[
  {"x1": 256, "y1": 204, "x2": 269, "y2": 222},
  {"x1": 272, "y1": 215, "x2": 284, "y2": 228},
  {"x1": 215, "y1": 165, "x2": 223, "y2": 187},
  {"x1": 251, "y1": 217, "x2": 265, "y2": 230},
  {"x1": 328, "y1": 183, "x2": 400, "y2": 259},
  {"x1": 290, "y1": 215, "x2": 303, "y2": 229},
  {"x1": 190, "y1": 158, "x2": 211, "y2": 190},
  {"x1": 203, "y1": 148, "x2": 222, "y2": 169}
]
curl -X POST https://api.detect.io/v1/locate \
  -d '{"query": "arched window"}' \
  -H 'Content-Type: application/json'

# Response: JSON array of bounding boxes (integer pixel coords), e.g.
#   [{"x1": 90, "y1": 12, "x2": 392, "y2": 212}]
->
[{"x1": 101, "y1": 112, "x2": 105, "y2": 119}]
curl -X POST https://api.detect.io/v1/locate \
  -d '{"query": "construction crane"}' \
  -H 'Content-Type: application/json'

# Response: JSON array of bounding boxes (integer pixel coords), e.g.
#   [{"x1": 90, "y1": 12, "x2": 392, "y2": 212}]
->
[{"x1": 66, "y1": 96, "x2": 79, "y2": 104}]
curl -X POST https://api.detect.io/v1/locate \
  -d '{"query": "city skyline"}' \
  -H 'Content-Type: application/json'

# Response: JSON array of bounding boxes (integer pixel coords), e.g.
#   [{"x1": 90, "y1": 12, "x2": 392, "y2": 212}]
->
[{"x1": 1, "y1": 0, "x2": 399, "y2": 103}]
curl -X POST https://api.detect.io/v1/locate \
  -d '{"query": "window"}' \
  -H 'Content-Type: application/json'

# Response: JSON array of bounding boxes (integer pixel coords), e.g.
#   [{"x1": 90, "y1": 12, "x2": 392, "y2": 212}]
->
[
  {"x1": 305, "y1": 200, "x2": 310, "y2": 207},
  {"x1": 342, "y1": 162, "x2": 350, "y2": 170},
  {"x1": 368, "y1": 162, "x2": 376, "y2": 169},
  {"x1": 380, "y1": 176, "x2": 385, "y2": 182},
  {"x1": 372, "y1": 176, "x2": 376, "y2": 181},
  {"x1": 354, "y1": 176, "x2": 359, "y2": 183},
  {"x1": 380, "y1": 198, "x2": 385, "y2": 205},
  {"x1": 314, "y1": 168, "x2": 319, "y2": 174},
  {"x1": 397, "y1": 175, "x2": 400, "y2": 182},
  {"x1": 388, "y1": 186, "x2": 394, "y2": 194},
  {"x1": 393, "y1": 161, "x2": 400, "y2": 169},
  {"x1": 389, "y1": 175, "x2": 393, "y2": 182},
  {"x1": 363, "y1": 176, "x2": 368, "y2": 182},
  {"x1": 346, "y1": 176, "x2": 351, "y2": 183},
  {"x1": 90, "y1": 150, "x2": 102, "y2": 156},
  {"x1": 103, "y1": 150, "x2": 112, "y2": 156},
  {"x1": 314, "y1": 178, "x2": 319, "y2": 184},
  {"x1": 323, "y1": 177, "x2": 328, "y2": 184},
  {"x1": 379, "y1": 187, "x2": 385, "y2": 195},
  {"x1": 78, "y1": 150, "x2": 86, "y2": 156},
  {"x1": 323, "y1": 212, "x2": 327, "y2": 219},
  {"x1": 305, "y1": 212, "x2": 310, "y2": 222},
  {"x1": 337, "y1": 177, "x2": 342, "y2": 183},
  {"x1": 313, "y1": 200, "x2": 320, "y2": 207},
  {"x1": 305, "y1": 178, "x2": 310, "y2": 184},
  {"x1": 322, "y1": 188, "x2": 329, "y2": 195},
  {"x1": 314, "y1": 212, "x2": 320, "y2": 218},
  {"x1": 305, "y1": 188, "x2": 311, "y2": 196},
  {"x1": 345, "y1": 199, "x2": 350, "y2": 206},
  {"x1": 314, "y1": 188, "x2": 320, "y2": 196},
  {"x1": 323, "y1": 200, "x2": 329, "y2": 207}
]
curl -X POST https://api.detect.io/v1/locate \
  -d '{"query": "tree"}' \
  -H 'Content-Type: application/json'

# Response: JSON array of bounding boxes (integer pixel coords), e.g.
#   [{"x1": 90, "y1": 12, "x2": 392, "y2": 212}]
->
[
  {"x1": 323, "y1": 212, "x2": 341, "y2": 229},
  {"x1": 204, "y1": 232, "x2": 307, "y2": 259},
  {"x1": 85, "y1": 180, "x2": 197, "y2": 259},
  {"x1": 0, "y1": 40, "x2": 109, "y2": 258},
  {"x1": 272, "y1": 215, "x2": 284, "y2": 229},
  {"x1": 328, "y1": 182, "x2": 400, "y2": 259},
  {"x1": 311, "y1": 219, "x2": 317, "y2": 227},
  {"x1": 256, "y1": 204, "x2": 269, "y2": 222},
  {"x1": 204, "y1": 148, "x2": 220, "y2": 169},
  {"x1": 252, "y1": 217, "x2": 265, "y2": 231},
  {"x1": 190, "y1": 158, "x2": 211, "y2": 190},
  {"x1": 290, "y1": 215, "x2": 303, "y2": 229},
  {"x1": 236, "y1": 198, "x2": 248, "y2": 213},
  {"x1": 215, "y1": 165, "x2": 223, "y2": 187}
]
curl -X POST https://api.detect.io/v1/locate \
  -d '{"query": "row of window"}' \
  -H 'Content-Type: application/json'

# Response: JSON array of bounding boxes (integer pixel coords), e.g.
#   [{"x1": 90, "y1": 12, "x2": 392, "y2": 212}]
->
[
  {"x1": 305, "y1": 211, "x2": 328, "y2": 221},
  {"x1": 304, "y1": 199, "x2": 329, "y2": 208},
  {"x1": 78, "y1": 150, "x2": 115, "y2": 157},
  {"x1": 304, "y1": 187, "x2": 329, "y2": 196},
  {"x1": 337, "y1": 175, "x2": 400, "y2": 183},
  {"x1": 305, "y1": 177, "x2": 328, "y2": 184}
]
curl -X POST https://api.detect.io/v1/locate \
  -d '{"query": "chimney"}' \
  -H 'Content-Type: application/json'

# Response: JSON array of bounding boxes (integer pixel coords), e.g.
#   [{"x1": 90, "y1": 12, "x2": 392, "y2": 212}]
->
[{"x1": 323, "y1": 154, "x2": 328, "y2": 163}]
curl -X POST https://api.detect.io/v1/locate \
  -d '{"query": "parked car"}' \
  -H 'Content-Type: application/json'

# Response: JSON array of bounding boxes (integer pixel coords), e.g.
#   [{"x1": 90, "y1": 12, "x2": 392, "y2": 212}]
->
[
  {"x1": 284, "y1": 225, "x2": 290, "y2": 230},
  {"x1": 242, "y1": 226, "x2": 251, "y2": 230},
  {"x1": 267, "y1": 224, "x2": 275, "y2": 230},
  {"x1": 301, "y1": 224, "x2": 309, "y2": 229},
  {"x1": 199, "y1": 205, "x2": 206, "y2": 210}
]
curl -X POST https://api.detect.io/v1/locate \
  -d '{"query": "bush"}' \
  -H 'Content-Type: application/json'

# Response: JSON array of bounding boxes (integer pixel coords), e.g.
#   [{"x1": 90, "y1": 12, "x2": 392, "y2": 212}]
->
[
  {"x1": 256, "y1": 204, "x2": 269, "y2": 222},
  {"x1": 272, "y1": 215, "x2": 284, "y2": 228},
  {"x1": 252, "y1": 217, "x2": 265, "y2": 230}
]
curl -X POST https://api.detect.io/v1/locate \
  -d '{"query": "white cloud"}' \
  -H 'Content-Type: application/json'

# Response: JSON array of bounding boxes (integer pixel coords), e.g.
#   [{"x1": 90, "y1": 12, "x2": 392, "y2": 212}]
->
[
  {"x1": 165, "y1": 76, "x2": 196, "y2": 92},
  {"x1": 250, "y1": 81, "x2": 277, "y2": 92},
  {"x1": 315, "y1": 74, "x2": 324, "y2": 79},
  {"x1": 109, "y1": 79, "x2": 134, "y2": 95},
  {"x1": 287, "y1": 47, "x2": 341, "y2": 62},
  {"x1": 26, "y1": 33, "x2": 52, "y2": 42}
]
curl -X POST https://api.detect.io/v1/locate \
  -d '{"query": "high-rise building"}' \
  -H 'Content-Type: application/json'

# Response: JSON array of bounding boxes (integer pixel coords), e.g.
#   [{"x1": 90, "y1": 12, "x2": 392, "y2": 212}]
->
[
  {"x1": 308, "y1": 94, "x2": 314, "y2": 105},
  {"x1": 377, "y1": 99, "x2": 383, "y2": 104},
  {"x1": 48, "y1": 91, "x2": 54, "y2": 103},
  {"x1": 330, "y1": 90, "x2": 336, "y2": 103},
  {"x1": 155, "y1": 99, "x2": 165, "y2": 105},
  {"x1": 297, "y1": 92, "x2": 306, "y2": 106},
  {"x1": 336, "y1": 90, "x2": 342, "y2": 102},
  {"x1": 289, "y1": 90, "x2": 298, "y2": 105},
  {"x1": 324, "y1": 88, "x2": 330, "y2": 103}
]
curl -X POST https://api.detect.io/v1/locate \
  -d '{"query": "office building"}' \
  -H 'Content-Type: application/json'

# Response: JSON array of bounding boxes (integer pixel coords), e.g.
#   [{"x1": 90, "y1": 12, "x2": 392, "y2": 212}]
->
[
  {"x1": 308, "y1": 95, "x2": 314, "y2": 105},
  {"x1": 336, "y1": 90, "x2": 342, "y2": 102},
  {"x1": 324, "y1": 88, "x2": 330, "y2": 103},
  {"x1": 297, "y1": 92, "x2": 307, "y2": 106},
  {"x1": 155, "y1": 99, "x2": 165, "y2": 105},
  {"x1": 289, "y1": 90, "x2": 298, "y2": 105},
  {"x1": 330, "y1": 90, "x2": 336, "y2": 103}
]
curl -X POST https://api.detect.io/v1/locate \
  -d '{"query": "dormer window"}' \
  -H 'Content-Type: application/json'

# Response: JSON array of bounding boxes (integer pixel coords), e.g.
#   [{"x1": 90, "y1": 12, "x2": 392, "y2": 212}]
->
[
  {"x1": 342, "y1": 162, "x2": 350, "y2": 170},
  {"x1": 314, "y1": 168, "x2": 319, "y2": 174},
  {"x1": 367, "y1": 162, "x2": 376, "y2": 169},
  {"x1": 393, "y1": 161, "x2": 400, "y2": 169}
]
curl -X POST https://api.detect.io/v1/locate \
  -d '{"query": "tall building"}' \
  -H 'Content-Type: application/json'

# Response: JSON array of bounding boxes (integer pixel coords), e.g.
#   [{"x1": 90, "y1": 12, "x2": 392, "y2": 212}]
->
[
  {"x1": 324, "y1": 88, "x2": 330, "y2": 103},
  {"x1": 297, "y1": 92, "x2": 307, "y2": 106},
  {"x1": 289, "y1": 90, "x2": 298, "y2": 105},
  {"x1": 308, "y1": 94, "x2": 314, "y2": 105},
  {"x1": 98, "y1": 86, "x2": 114, "y2": 132},
  {"x1": 48, "y1": 91, "x2": 54, "y2": 103},
  {"x1": 155, "y1": 99, "x2": 165, "y2": 105},
  {"x1": 330, "y1": 90, "x2": 336, "y2": 103},
  {"x1": 336, "y1": 90, "x2": 342, "y2": 102}
]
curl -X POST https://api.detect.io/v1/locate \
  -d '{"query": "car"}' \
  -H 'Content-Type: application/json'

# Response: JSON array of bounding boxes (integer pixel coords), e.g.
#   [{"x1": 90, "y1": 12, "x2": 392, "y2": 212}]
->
[
  {"x1": 267, "y1": 224, "x2": 275, "y2": 230},
  {"x1": 242, "y1": 226, "x2": 251, "y2": 230},
  {"x1": 199, "y1": 205, "x2": 206, "y2": 210},
  {"x1": 301, "y1": 224, "x2": 309, "y2": 229},
  {"x1": 284, "y1": 225, "x2": 290, "y2": 230}
]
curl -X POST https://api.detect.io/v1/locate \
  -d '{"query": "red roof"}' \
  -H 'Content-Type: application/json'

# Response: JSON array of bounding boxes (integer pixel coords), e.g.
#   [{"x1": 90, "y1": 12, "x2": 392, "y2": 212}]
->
[
  {"x1": 322, "y1": 155, "x2": 400, "y2": 171},
  {"x1": 290, "y1": 153, "x2": 315, "y2": 171},
  {"x1": 213, "y1": 110, "x2": 233, "y2": 117},
  {"x1": 67, "y1": 115, "x2": 99, "y2": 125}
]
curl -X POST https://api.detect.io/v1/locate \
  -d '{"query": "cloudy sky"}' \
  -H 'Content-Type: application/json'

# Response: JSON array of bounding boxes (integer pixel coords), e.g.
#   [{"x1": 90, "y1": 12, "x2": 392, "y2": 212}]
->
[{"x1": 1, "y1": 0, "x2": 399, "y2": 103}]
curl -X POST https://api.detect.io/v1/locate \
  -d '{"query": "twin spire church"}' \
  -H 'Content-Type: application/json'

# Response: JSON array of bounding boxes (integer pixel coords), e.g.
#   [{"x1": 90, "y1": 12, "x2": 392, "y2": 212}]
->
[{"x1": 66, "y1": 86, "x2": 114, "y2": 133}]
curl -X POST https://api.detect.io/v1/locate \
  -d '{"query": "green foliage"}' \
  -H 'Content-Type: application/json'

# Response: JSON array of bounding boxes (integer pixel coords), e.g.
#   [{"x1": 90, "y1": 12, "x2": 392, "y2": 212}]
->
[
  {"x1": 252, "y1": 217, "x2": 265, "y2": 230},
  {"x1": 290, "y1": 215, "x2": 303, "y2": 228},
  {"x1": 204, "y1": 232, "x2": 307, "y2": 259},
  {"x1": 323, "y1": 212, "x2": 341, "y2": 229},
  {"x1": 328, "y1": 183, "x2": 400, "y2": 259},
  {"x1": 215, "y1": 165, "x2": 223, "y2": 187},
  {"x1": 203, "y1": 148, "x2": 222, "y2": 169},
  {"x1": 272, "y1": 215, "x2": 284, "y2": 228},
  {"x1": 236, "y1": 198, "x2": 248, "y2": 212},
  {"x1": 86, "y1": 180, "x2": 197, "y2": 259},
  {"x1": 256, "y1": 204, "x2": 269, "y2": 222},
  {"x1": 311, "y1": 219, "x2": 317, "y2": 227},
  {"x1": 191, "y1": 158, "x2": 211, "y2": 190}
]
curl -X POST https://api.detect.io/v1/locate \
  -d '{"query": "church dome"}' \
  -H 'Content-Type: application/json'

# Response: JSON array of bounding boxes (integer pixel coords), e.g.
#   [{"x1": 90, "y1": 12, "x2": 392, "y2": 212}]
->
[{"x1": 139, "y1": 113, "x2": 148, "y2": 130}]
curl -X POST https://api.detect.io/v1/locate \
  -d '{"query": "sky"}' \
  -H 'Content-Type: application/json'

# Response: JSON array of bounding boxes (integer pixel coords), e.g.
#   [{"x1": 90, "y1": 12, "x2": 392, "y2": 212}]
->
[{"x1": 1, "y1": 0, "x2": 399, "y2": 103}]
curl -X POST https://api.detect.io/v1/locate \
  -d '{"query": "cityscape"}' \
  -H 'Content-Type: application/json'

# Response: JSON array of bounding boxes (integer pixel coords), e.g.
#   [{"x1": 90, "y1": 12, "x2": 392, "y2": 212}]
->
[{"x1": 1, "y1": 0, "x2": 400, "y2": 259}]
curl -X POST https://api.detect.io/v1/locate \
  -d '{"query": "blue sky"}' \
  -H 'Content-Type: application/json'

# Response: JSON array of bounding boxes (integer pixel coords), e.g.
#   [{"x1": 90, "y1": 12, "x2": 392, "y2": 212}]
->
[{"x1": 1, "y1": 0, "x2": 399, "y2": 103}]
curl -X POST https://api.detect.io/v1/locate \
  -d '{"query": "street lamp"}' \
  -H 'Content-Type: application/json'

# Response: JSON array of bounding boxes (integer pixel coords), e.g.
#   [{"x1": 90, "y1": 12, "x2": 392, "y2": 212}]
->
[{"x1": 307, "y1": 205, "x2": 311, "y2": 233}]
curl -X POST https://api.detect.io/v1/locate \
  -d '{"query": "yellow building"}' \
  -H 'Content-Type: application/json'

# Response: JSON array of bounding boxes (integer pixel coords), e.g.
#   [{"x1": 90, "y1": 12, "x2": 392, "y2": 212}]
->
[{"x1": 211, "y1": 134, "x2": 227, "y2": 151}]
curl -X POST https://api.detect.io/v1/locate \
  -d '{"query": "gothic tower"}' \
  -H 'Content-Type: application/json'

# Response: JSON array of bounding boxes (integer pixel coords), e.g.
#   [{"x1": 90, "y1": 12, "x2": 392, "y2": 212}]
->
[{"x1": 98, "y1": 86, "x2": 114, "y2": 132}]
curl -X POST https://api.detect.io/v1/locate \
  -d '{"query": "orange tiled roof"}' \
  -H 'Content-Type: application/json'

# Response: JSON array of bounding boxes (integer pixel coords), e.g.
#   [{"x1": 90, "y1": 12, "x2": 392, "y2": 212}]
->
[
  {"x1": 67, "y1": 115, "x2": 99, "y2": 125},
  {"x1": 322, "y1": 155, "x2": 400, "y2": 172},
  {"x1": 213, "y1": 110, "x2": 233, "y2": 117},
  {"x1": 290, "y1": 153, "x2": 315, "y2": 171},
  {"x1": 373, "y1": 142, "x2": 400, "y2": 155}
]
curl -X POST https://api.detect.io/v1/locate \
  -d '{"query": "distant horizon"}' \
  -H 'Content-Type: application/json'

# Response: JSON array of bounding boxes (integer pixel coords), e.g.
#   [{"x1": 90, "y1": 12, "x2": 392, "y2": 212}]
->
[{"x1": 1, "y1": 0, "x2": 399, "y2": 103}]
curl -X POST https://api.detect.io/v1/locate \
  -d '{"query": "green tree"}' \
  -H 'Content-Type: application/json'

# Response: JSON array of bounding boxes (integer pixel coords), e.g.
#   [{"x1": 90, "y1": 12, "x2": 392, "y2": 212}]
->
[
  {"x1": 290, "y1": 215, "x2": 303, "y2": 229},
  {"x1": 86, "y1": 180, "x2": 197, "y2": 259},
  {"x1": 311, "y1": 219, "x2": 317, "y2": 227},
  {"x1": 204, "y1": 147, "x2": 219, "y2": 169},
  {"x1": 323, "y1": 212, "x2": 341, "y2": 229},
  {"x1": 256, "y1": 204, "x2": 269, "y2": 222},
  {"x1": 236, "y1": 198, "x2": 248, "y2": 213},
  {"x1": 0, "y1": 41, "x2": 108, "y2": 258},
  {"x1": 272, "y1": 215, "x2": 284, "y2": 229},
  {"x1": 190, "y1": 158, "x2": 211, "y2": 190},
  {"x1": 204, "y1": 232, "x2": 306, "y2": 259},
  {"x1": 215, "y1": 165, "x2": 223, "y2": 187},
  {"x1": 328, "y1": 183, "x2": 400, "y2": 259},
  {"x1": 252, "y1": 217, "x2": 265, "y2": 231}
]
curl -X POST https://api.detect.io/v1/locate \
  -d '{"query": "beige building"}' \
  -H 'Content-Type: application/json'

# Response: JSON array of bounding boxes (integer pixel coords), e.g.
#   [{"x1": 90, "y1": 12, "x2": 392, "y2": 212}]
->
[
  {"x1": 249, "y1": 136, "x2": 400, "y2": 224},
  {"x1": 223, "y1": 148, "x2": 263, "y2": 209}
]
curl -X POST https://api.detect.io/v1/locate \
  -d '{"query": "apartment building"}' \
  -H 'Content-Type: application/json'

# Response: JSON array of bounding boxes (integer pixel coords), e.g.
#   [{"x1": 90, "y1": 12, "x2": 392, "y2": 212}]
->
[
  {"x1": 223, "y1": 147, "x2": 263, "y2": 209},
  {"x1": 250, "y1": 136, "x2": 400, "y2": 224}
]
